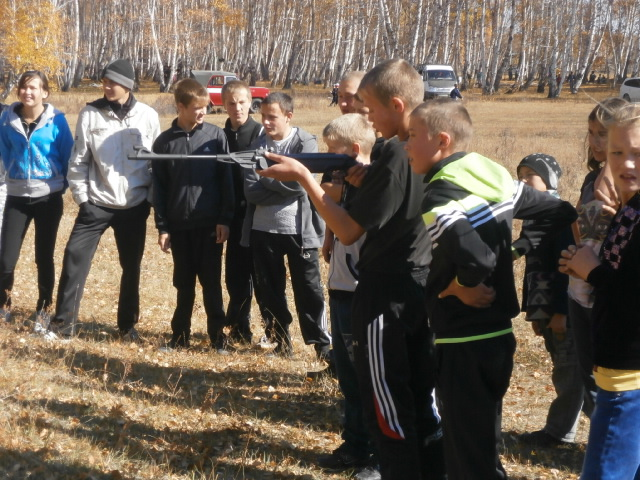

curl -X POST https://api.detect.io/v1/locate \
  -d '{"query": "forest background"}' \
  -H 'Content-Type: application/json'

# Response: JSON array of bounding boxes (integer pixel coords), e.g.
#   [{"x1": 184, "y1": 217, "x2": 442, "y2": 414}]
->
[
  {"x1": 0, "y1": 0, "x2": 639, "y2": 97},
  {"x1": 0, "y1": 0, "x2": 636, "y2": 478}
]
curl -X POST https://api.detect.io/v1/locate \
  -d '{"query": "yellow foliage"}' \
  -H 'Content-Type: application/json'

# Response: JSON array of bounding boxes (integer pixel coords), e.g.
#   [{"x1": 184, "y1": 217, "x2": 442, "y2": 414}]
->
[{"x1": 0, "y1": 0, "x2": 64, "y2": 85}]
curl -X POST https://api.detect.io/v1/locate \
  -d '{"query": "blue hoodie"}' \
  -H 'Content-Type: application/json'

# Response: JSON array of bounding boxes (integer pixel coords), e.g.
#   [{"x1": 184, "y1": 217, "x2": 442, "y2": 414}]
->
[{"x1": 0, "y1": 102, "x2": 73, "y2": 197}]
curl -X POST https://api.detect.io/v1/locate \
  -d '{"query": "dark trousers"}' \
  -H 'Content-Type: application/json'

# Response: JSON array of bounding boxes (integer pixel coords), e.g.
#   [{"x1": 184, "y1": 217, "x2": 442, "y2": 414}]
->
[
  {"x1": 170, "y1": 227, "x2": 225, "y2": 343},
  {"x1": 436, "y1": 332, "x2": 516, "y2": 480},
  {"x1": 568, "y1": 299, "x2": 597, "y2": 413},
  {"x1": 0, "y1": 193, "x2": 63, "y2": 311},
  {"x1": 225, "y1": 218, "x2": 264, "y2": 341},
  {"x1": 54, "y1": 201, "x2": 149, "y2": 334},
  {"x1": 250, "y1": 230, "x2": 330, "y2": 348},
  {"x1": 352, "y1": 270, "x2": 444, "y2": 480},
  {"x1": 330, "y1": 291, "x2": 370, "y2": 455}
]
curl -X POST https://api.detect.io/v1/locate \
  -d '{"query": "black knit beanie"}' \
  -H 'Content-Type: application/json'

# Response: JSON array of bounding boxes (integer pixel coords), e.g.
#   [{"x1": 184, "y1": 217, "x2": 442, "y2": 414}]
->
[
  {"x1": 102, "y1": 59, "x2": 135, "y2": 90},
  {"x1": 517, "y1": 153, "x2": 562, "y2": 191}
]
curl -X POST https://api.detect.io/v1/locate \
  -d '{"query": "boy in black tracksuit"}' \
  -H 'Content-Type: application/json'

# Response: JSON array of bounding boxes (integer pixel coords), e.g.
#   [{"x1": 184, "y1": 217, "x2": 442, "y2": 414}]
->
[
  {"x1": 405, "y1": 98, "x2": 577, "y2": 479},
  {"x1": 152, "y1": 78, "x2": 234, "y2": 352},
  {"x1": 257, "y1": 60, "x2": 445, "y2": 480},
  {"x1": 221, "y1": 80, "x2": 264, "y2": 345}
]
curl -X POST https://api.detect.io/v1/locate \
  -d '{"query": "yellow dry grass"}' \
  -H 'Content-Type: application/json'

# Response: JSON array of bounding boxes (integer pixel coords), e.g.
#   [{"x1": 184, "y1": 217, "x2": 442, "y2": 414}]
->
[{"x1": 0, "y1": 82, "x2": 618, "y2": 479}]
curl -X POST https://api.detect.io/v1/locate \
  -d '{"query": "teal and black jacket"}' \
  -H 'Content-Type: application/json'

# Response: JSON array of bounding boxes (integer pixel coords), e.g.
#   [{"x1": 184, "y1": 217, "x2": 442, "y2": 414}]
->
[{"x1": 421, "y1": 152, "x2": 577, "y2": 342}]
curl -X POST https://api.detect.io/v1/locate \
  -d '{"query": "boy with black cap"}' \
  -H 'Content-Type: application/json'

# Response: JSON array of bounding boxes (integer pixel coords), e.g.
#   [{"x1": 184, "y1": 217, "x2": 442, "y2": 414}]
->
[
  {"x1": 516, "y1": 153, "x2": 590, "y2": 447},
  {"x1": 49, "y1": 58, "x2": 160, "y2": 340}
]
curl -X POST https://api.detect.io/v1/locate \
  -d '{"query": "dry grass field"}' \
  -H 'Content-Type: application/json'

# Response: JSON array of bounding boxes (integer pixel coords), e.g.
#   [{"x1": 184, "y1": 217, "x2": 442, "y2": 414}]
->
[{"x1": 0, "y1": 82, "x2": 620, "y2": 479}]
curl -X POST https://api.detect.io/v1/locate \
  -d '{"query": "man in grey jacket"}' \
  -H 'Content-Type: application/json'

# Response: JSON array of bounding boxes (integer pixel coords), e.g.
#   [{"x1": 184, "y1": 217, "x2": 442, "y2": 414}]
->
[
  {"x1": 242, "y1": 92, "x2": 330, "y2": 360},
  {"x1": 49, "y1": 59, "x2": 160, "y2": 340}
]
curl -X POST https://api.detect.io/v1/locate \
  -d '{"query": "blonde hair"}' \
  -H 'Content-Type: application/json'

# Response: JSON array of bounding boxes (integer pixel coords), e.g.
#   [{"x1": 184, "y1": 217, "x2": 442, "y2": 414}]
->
[
  {"x1": 599, "y1": 102, "x2": 640, "y2": 130},
  {"x1": 410, "y1": 98, "x2": 473, "y2": 151},
  {"x1": 221, "y1": 79, "x2": 252, "y2": 102},
  {"x1": 359, "y1": 59, "x2": 423, "y2": 109},
  {"x1": 340, "y1": 71, "x2": 365, "y2": 86},
  {"x1": 323, "y1": 114, "x2": 376, "y2": 156}
]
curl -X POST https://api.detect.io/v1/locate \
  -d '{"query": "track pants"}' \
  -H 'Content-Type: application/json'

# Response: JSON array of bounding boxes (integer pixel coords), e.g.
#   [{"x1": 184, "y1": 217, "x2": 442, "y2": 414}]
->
[{"x1": 352, "y1": 269, "x2": 445, "y2": 479}]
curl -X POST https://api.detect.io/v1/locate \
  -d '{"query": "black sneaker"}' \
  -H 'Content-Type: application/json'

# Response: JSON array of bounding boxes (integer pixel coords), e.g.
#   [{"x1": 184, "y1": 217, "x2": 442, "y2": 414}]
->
[
  {"x1": 518, "y1": 430, "x2": 566, "y2": 447},
  {"x1": 213, "y1": 333, "x2": 235, "y2": 355},
  {"x1": 317, "y1": 443, "x2": 370, "y2": 472},
  {"x1": 229, "y1": 329, "x2": 252, "y2": 346},
  {"x1": 120, "y1": 327, "x2": 141, "y2": 343}
]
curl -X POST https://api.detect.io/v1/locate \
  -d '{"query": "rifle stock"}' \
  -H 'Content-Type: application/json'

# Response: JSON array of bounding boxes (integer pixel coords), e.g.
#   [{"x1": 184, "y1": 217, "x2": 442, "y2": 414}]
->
[{"x1": 128, "y1": 146, "x2": 357, "y2": 174}]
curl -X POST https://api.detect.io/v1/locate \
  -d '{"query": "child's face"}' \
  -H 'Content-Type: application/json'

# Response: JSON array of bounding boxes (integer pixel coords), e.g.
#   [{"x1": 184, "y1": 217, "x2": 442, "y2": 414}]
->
[
  {"x1": 608, "y1": 122, "x2": 640, "y2": 205},
  {"x1": 18, "y1": 77, "x2": 48, "y2": 109},
  {"x1": 324, "y1": 138, "x2": 353, "y2": 156},
  {"x1": 338, "y1": 79, "x2": 364, "y2": 115},
  {"x1": 101, "y1": 78, "x2": 129, "y2": 104},
  {"x1": 260, "y1": 102, "x2": 292, "y2": 141},
  {"x1": 358, "y1": 87, "x2": 399, "y2": 139},
  {"x1": 177, "y1": 98, "x2": 208, "y2": 128},
  {"x1": 517, "y1": 166, "x2": 547, "y2": 192},
  {"x1": 223, "y1": 89, "x2": 251, "y2": 129},
  {"x1": 405, "y1": 116, "x2": 443, "y2": 175},
  {"x1": 588, "y1": 119, "x2": 608, "y2": 163}
]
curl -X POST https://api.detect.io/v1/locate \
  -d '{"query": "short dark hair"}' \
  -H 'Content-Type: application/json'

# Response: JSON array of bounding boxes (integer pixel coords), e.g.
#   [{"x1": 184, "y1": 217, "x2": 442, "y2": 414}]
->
[
  {"x1": 358, "y1": 59, "x2": 423, "y2": 109},
  {"x1": 411, "y1": 98, "x2": 474, "y2": 151},
  {"x1": 173, "y1": 78, "x2": 208, "y2": 107},
  {"x1": 262, "y1": 92, "x2": 294, "y2": 114}
]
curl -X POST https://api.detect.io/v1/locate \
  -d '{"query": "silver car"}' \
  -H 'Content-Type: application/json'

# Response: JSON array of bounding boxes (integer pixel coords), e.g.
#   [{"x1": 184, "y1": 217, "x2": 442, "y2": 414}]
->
[{"x1": 620, "y1": 77, "x2": 640, "y2": 102}]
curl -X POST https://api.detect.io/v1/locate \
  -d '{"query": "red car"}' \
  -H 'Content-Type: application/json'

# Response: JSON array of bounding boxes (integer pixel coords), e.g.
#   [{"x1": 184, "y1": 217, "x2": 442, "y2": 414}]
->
[{"x1": 190, "y1": 70, "x2": 270, "y2": 113}]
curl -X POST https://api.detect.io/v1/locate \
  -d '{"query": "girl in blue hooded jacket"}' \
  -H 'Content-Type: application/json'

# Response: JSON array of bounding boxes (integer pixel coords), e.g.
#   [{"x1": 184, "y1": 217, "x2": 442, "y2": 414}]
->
[{"x1": 0, "y1": 70, "x2": 73, "y2": 328}]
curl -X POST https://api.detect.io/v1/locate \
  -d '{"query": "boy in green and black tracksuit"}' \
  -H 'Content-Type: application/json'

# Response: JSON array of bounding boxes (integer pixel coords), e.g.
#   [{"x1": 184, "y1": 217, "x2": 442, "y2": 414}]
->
[{"x1": 405, "y1": 99, "x2": 577, "y2": 480}]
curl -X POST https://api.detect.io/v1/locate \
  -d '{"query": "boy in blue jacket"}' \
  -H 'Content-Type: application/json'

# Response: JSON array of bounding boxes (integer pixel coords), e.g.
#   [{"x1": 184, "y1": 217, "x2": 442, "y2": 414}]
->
[{"x1": 152, "y1": 78, "x2": 234, "y2": 353}]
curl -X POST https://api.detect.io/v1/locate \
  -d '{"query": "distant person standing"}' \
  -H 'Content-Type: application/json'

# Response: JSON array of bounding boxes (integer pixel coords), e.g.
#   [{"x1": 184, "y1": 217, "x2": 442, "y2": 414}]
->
[
  {"x1": 0, "y1": 71, "x2": 73, "y2": 327},
  {"x1": 0, "y1": 103, "x2": 9, "y2": 252},
  {"x1": 329, "y1": 84, "x2": 339, "y2": 107},
  {"x1": 450, "y1": 84, "x2": 463, "y2": 100},
  {"x1": 221, "y1": 80, "x2": 265, "y2": 345},
  {"x1": 48, "y1": 59, "x2": 160, "y2": 340}
]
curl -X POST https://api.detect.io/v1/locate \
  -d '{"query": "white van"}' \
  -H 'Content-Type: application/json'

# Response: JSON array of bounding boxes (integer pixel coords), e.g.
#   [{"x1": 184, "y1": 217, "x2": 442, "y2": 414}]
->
[
  {"x1": 416, "y1": 64, "x2": 458, "y2": 100},
  {"x1": 620, "y1": 77, "x2": 640, "y2": 102}
]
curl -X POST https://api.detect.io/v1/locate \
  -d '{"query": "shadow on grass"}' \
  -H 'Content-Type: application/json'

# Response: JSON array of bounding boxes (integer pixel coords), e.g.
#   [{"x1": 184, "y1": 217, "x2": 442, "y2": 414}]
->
[
  {"x1": 6, "y1": 320, "x2": 341, "y2": 427},
  {"x1": 502, "y1": 430, "x2": 585, "y2": 475},
  {"x1": 5, "y1": 394, "x2": 331, "y2": 479}
]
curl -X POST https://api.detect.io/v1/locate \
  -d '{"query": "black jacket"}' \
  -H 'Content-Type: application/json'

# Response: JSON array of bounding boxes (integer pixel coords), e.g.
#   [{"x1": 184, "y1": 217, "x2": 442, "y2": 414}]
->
[
  {"x1": 588, "y1": 193, "x2": 640, "y2": 370},
  {"x1": 422, "y1": 152, "x2": 577, "y2": 339},
  {"x1": 224, "y1": 117, "x2": 263, "y2": 225},
  {"x1": 152, "y1": 120, "x2": 234, "y2": 233}
]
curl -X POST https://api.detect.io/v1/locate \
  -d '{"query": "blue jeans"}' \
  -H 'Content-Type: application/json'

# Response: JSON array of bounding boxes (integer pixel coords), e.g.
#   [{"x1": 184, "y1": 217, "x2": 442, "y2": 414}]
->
[
  {"x1": 329, "y1": 292, "x2": 370, "y2": 455},
  {"x1": 581, "y1": 387, "x2": 640, "y2": 480}
]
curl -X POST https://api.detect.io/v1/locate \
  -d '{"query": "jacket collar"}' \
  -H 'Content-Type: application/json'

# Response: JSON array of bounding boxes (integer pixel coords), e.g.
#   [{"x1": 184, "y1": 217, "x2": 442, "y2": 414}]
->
[{"x1": 424, "y1": 151, "x2": 467, "y2": 183}]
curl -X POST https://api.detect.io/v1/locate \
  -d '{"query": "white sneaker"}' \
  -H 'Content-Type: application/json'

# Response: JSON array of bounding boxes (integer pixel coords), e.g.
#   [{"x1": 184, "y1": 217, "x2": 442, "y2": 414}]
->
[
  {"x1": 256, "y1": 334, "x2": 275, "y2": 349},
  {"x1": 0, "y1": 308, "x2": 11, "y2": 323},
  {"x1": 33, "y1": 310, "x2": 51, "y2": 332},
  {"x1": 41, "y1": 330, "x2": 59, "y2": 341}
]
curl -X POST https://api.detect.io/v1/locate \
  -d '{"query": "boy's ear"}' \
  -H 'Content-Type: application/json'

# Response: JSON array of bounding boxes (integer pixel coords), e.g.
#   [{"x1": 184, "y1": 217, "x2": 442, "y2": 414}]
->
[
  {"x1": 285, "y1": 110, "x2": 293, "y2": 121},
  {"x1": 351, "y1": 142, "x2": 361, "y2": 157},
  {"x1": 438, "y1": 131, "x2": 452, "y2": 150},
  {"x1": 390, "y1": 96, "x2": 405, "y2": 113}
]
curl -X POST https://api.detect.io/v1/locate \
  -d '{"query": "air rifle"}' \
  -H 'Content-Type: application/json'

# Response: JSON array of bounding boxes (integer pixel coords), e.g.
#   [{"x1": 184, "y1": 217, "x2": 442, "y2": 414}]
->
[{"x1": 128, "y1": 146, "x2": 358, "y2": 174}]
